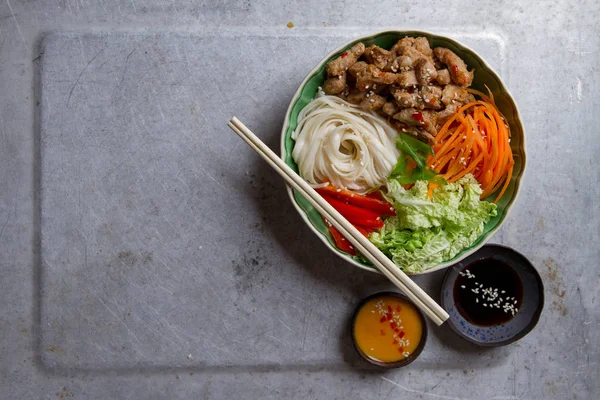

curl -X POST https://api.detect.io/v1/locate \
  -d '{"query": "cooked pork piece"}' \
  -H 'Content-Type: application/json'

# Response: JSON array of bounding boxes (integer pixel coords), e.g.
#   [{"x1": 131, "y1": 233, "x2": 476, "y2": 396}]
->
[
  {"x1": 396, "y1": 44, "x2": 424, "y2": 64},
  {"x1": 420, "y1": 85, "x2": 443, "y2": 110},
  {"x1": 346, "y1": 89, "x2": 367, "y2": 104},
  {"x1": 435, "y1": 69, "x2": 451, "y2": 85},
  {"x1": 397, "y1": 70, "x2": 419, "y2": 87},
  {"x1": 381, "y1": 101, "x2": 399, "y2": 116},
  {"x1": 390, "y1": 86, "x2": 424, "y2": 109},
  {"x1": 414, "y1": 37, "x2": 433, "y2": 56},
  {"x1": 363, "y1": 45, "x2": 394, "y2": 70},
  {"x1": 323, "y1": 73, "x2": 347, "y2": 95},
  {"x1": 360, "y1": 93, "x2": 386, "y2": 111},
  {"x1": 389, "y1": 56, "x2": 414, "y2": 72},
  {"x1": 436, "y1": 103, "x2": 459, "y2": 126},
  {"x1": 356, "y1": 64, "x2": 398, "y2": 90},
  {"x1": 393, "y1": 108, "x2": 437, "y2": 133},
  {"x1": 433, "y1": 47, "x2": 474, "y2": 86},
  {"x1": 348, "y1": 61, "x2": 368, "y2": 78},
  {"x1": 391, "y1": 37, "x2": 415, "y2": 55},
  {"x1": 415, "y1": 58, "x2": 438, "y2": 85},
  {"x1": 326, "y1": 43, "x2": 366, "y2": 77},
  {"x1": 441, "y1": 84, "x2": 475, "y2": 106},
  {"x1": 390, "y1": 120, "x2": 436, "y2": 144}
]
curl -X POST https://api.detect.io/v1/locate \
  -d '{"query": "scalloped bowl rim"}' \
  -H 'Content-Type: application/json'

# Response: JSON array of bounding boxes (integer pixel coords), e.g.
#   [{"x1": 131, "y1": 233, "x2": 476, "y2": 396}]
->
[{"x1": 280, "y1": 30, "x2": 527, "y2": 275}]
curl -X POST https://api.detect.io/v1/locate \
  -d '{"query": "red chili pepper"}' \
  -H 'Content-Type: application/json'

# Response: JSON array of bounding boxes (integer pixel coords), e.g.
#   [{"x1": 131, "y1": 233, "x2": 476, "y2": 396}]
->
[
  {"x1": 380, "y1": 316, "x2": 386, "y2": 323},
  {"x1": 399, "y1": 331, "x2": 405, "y2": 338},
  {"x1": 341, "y1": 51, "x2": 348, "y2": 58},
  {"x1": 395, "y1": 306, "x2": 402, "y2": 312},
  {"x1": 411, "y1": 112, "x2": 424, "y2": 122},
  {"x1": 390, "y1": 321, "x2": 397, "y2": 330},
  {"x1": 398, "y1": 347, "x2": 404, "y2": 353},
  {"x1": 380, "y1": 329, "x2": 385, "y2": 336},
  {"x1": 354, "y1": 225, "x2": 374, "y2": 237},
  {"x1": 322, "y1": 216, "x2": 355, "y2": 255},
  {"x1": 315, "y1": 186, "x2": 395, "y2": 216},
  {"x1": 320, "y1": 195, "x2": 384, "y2": 229},
  {"x1": 386, "y1": 313, "x2": 392, "y2": 321},
  {"x1": 365, "y1": 191, "x2": 384, "y2": 201}
]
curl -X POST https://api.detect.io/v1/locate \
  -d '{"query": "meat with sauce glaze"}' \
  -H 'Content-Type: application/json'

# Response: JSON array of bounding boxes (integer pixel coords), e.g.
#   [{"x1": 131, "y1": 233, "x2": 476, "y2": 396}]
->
[{"x1": 321, "y1": 36, "x2": 476, "y2": 143}]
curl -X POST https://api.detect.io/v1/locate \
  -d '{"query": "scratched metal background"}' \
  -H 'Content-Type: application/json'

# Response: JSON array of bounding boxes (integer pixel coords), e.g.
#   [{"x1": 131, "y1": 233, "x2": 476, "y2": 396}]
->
[{"x1": 1, "y1": 1, "x2": 598, "y2": 399}]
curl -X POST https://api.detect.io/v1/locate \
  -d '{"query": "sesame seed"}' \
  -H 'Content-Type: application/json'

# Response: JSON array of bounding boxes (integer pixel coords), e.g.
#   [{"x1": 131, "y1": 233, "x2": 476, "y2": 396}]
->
[{"x1": 461, "y1": 285, "x2": 466, "y2": 289}]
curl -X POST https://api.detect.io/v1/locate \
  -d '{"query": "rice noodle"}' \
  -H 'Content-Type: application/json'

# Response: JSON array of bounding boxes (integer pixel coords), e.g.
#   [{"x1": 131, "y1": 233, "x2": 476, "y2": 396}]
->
[{"x1": 292, "y1": 91, "x2": 399, "y2": 193}]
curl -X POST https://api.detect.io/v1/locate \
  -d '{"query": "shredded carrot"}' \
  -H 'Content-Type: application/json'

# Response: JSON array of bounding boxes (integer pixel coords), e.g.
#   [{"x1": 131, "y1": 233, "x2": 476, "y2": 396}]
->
[{"x1": 426, "y1": 94, "x2": 514, "y2": 203}]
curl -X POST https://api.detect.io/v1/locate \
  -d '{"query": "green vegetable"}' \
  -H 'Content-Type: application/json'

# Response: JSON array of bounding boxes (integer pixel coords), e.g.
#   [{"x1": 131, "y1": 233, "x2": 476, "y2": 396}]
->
[
  {"x1": 369, "y1": 174, "x2": 497, "y2": 273},
  {"x1": 390, "y1": 133, "x2": 445, "y2": 185}
]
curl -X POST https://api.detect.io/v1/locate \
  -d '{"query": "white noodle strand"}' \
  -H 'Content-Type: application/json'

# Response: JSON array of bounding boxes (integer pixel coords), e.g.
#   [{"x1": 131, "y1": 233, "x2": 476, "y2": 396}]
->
[{"x1": 292, "y1": 92, "x2": 399, "y2": 193}]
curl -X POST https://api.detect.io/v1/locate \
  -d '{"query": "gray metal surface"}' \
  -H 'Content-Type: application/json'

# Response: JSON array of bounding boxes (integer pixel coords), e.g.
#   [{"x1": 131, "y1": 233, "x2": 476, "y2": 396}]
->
[{"x1": 1, "y1": 1, "x2": 598, "y2": 399}]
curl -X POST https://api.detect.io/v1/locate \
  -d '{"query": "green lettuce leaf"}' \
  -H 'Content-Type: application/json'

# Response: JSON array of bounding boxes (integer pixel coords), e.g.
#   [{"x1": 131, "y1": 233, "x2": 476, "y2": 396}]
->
[{"x1": 370, "y1": 174, "x2": 497, "y2": 273}]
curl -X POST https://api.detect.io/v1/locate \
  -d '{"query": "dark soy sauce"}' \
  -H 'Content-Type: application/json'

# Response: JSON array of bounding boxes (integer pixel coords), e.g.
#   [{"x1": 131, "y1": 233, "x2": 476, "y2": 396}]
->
[{"x1": 453, "y1": 258, "x2": 524, "y2": 326}]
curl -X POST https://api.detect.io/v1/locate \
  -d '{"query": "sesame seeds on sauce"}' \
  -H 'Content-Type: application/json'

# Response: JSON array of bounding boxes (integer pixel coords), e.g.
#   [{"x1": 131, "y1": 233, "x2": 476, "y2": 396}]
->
[
  {"x1": 353, "y1": 296, "x2": 423, "y2": 363},
  {"x1": 453, "y1": 258, "x2": 524, "y2": 326}
]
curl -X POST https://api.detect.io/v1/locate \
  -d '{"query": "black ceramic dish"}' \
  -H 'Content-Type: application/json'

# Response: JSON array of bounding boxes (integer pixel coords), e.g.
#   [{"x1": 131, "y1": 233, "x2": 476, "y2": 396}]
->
[
  {"x1": 351, "y1": 291, "x2": 428, "y2": 368},
  {"x1": 440, "y1": 244, "x2": 544, "y2": 346}
]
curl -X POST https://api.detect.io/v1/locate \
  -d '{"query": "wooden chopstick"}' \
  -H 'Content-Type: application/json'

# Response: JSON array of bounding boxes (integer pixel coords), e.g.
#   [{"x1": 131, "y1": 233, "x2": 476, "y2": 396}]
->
[
  {"x1": 226, "y1": 122, "x2": 440, "y2": 322},
  {"x1": 228, "y1": 117, "x2": 449, "y2": 326}
]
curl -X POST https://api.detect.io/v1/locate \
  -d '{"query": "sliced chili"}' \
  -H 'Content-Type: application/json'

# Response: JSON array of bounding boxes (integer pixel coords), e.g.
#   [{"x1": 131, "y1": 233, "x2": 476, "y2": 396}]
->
[{"x1": 315, "y1": 186, "x2": 395, "y2": 216}]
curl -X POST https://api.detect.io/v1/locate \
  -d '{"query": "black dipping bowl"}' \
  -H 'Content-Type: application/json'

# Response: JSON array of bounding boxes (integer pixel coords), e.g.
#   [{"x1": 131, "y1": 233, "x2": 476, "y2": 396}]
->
[
  {"x1": 441, "y1": 245, "x2": 544, "y2": 346},
  {"x1": 351, "y1": 292, "x2": 428, "y2": 368}
]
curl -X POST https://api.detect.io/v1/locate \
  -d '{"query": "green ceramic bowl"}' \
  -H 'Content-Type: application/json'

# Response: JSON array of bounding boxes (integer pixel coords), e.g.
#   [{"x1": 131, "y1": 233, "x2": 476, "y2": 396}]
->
[{"x1": 280, "y1": 31, "x2": 526, "y2": 275}]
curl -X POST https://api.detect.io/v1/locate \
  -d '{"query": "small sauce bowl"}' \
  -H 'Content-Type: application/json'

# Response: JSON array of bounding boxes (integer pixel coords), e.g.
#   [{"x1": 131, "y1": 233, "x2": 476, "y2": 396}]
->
[
  {"x1": 351, "y1": 291, "x2": 428, "y2": 368},
  {"x1": 441, "y1": 244, "x2": 544, "y2": 346}
]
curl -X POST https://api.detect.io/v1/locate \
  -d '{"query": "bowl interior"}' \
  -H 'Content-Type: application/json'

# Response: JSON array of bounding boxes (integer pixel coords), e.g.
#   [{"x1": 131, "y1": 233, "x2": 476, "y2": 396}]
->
[
  {"x1": 440, "y1": 245, "x2": 544, "y2": 346},
  {"x1": 281, "y1": 31, "x2": 526, "y2": 274}
]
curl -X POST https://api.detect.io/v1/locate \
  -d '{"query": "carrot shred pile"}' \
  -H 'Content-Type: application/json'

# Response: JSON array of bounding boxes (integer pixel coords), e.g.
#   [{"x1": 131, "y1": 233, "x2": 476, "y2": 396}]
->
[{"x1": 426, "y1": 90, "x2": 514, "y2": 203}]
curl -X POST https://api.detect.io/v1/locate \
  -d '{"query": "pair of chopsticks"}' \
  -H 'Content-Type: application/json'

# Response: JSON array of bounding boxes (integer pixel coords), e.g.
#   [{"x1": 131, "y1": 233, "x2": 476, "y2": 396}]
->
[{"x1": 227, "y1": 117, "x2": 449, "y2": 326}]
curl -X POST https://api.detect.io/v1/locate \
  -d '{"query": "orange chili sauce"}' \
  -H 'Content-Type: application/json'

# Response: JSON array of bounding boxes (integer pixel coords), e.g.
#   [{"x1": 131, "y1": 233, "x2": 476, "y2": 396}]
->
[{"x1": 353, "y1": 295, "x2": 424, "y2": 362}]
